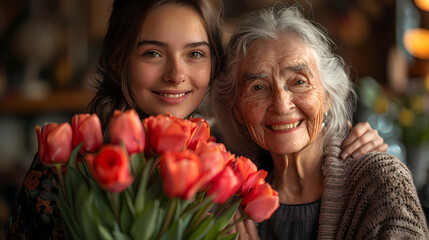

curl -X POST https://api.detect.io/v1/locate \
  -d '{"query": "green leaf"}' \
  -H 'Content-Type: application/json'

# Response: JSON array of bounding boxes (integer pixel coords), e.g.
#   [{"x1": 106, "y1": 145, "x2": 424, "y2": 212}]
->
[
  {"x1": 68, "y1": 143, "x2": 83, "y2": 170},
  {"x1": 119, "y1": 192, "x2": 134, "y2": 233},
  {"x1": 159, "y1": 218, "x2": 184, "y2": 240},
  {"x1": 98, "y1": 224, "x2": 115, "y2": 240},
  {"x1": 89, "y1": 179, "x2": 115, "y2": 229},
  {"x1": 112, "y1": 230, "x2": 133, "y2": 240},
  {"x1": 219, "y1": 233, "x2": 239, "y2": 240},
  {"x1": 78, "y1": 191, "x2": 99, "y2": 240},
  {"x1": 203, "y1": 199, "x2": 241, "y2": 240},
  {"x1": 187, "y1": 215, "x2": 214, "y2": 240},
  {"x1": 54, "y1": 195, "x2": 83, "y2": 239},
  {"x1": 130, "y1": 199, "x2": 159, "y2": 240},
  {"x1": 134, "y1": 159, "x2": 151, "y2": 214}
]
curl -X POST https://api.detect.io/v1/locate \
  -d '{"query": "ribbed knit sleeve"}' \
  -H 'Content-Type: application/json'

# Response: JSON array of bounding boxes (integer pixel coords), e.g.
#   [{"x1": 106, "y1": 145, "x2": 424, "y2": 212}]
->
[{"x1": 320, "y1": 145, "x2": 429, "y2": 239}]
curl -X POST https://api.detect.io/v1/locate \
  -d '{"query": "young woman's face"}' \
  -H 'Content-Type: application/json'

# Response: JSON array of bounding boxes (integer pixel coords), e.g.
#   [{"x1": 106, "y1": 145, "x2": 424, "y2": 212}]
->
[
  {"x1": 237, "y1": 33, "x2": 327, "y2": 155},
  {"x1": 129, "y1": 3, "x2": 211, "y2": 118}
]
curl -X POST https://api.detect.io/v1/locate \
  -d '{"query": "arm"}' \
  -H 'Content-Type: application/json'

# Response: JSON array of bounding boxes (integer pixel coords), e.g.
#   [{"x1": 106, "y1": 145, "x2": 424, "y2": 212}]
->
[{"x1": 340, "y1": 121, "x2": 388, "y2": 160}]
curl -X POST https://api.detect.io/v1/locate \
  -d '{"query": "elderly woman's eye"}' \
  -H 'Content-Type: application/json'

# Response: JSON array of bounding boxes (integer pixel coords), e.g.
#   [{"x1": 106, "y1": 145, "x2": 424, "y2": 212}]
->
[{"x1": 252, "y1": 84, "x2": 264, "y2": 90}]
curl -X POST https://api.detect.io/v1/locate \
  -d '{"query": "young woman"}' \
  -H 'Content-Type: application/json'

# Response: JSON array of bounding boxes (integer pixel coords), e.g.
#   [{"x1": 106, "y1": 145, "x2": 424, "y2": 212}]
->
[{"x1": 5, "y1": 1, "x2": 387, "y2": 239}]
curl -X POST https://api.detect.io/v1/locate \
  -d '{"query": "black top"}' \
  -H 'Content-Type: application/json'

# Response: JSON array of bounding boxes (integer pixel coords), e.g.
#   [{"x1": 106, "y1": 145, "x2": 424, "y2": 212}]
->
[{"x1": 258, "y1": 199, "x2": 321, "y2": 240}]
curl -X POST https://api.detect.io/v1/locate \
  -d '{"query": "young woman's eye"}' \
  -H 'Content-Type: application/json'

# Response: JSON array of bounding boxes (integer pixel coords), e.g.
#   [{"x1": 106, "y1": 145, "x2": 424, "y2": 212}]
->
[
  {"x1": 189, "y1": 51, "x2": 204, "y2": 58},
  {"x1": 143, "y1": 50, "x2": 161, "y2": 58}
]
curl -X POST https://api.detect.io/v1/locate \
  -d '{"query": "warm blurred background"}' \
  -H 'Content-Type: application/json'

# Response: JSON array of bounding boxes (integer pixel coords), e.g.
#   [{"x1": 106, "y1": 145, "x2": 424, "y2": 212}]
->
[{"x1": 0, "y1": 0, "x2": 428, "y2": 237}]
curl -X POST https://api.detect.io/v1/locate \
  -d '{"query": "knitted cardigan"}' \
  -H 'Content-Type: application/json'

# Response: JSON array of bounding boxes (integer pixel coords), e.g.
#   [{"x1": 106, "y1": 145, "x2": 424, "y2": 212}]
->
[{"x1": 319, "y1": 139, "x2": 429, "y2": 239}]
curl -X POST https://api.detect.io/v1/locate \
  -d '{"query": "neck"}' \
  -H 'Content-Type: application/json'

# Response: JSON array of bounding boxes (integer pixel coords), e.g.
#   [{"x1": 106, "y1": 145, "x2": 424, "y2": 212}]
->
[{"x1": 270, "y1": 134, "x2": 324, "y2": 204}]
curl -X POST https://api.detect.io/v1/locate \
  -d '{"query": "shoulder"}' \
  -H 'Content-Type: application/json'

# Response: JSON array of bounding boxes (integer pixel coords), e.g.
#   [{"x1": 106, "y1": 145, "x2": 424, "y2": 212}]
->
[
  {"x1": 340, "y1": 152, "x2": 429, "y2": 238},
  {"x1": 345, "y1": 152, "x2": 412, "y2": 183}
]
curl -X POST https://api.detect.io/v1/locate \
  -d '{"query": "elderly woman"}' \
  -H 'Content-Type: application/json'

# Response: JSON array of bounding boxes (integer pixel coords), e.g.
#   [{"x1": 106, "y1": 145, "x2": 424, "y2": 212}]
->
[{"x1": 209, "y1": 6, "x2": 429, "y2": 240}]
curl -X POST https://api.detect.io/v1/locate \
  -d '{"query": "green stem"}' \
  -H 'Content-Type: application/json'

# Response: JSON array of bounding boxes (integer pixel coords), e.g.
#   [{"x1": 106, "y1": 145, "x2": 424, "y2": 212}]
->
[
  {"x1": 109, "y1": 192, "x2": 119, "y2": 219},
  {"x1": 159, "y1": 198, "x2": 177, "y2": 236},
  {"x1": 219, "y1": 214, "x2": 248, "y2": 236},
  {"x1": 55, "y1": 164, "x2": 68, "y2": 201}
]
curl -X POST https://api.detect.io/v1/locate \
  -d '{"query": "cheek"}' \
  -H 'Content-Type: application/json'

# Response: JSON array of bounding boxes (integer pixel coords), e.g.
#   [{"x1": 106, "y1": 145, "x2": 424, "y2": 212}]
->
[
  {"x1": 294, "y1": 91, "x2": 324, "y2": 141},
  {"x1": 129, "y1": 62, "x2": 160, "y2": 88},
  {"x1": 240, "y1": 98, "x2": 267, "y2": 125},
  {"x1": 192, "y1": 64, "x2": 211, "y2": 88}
]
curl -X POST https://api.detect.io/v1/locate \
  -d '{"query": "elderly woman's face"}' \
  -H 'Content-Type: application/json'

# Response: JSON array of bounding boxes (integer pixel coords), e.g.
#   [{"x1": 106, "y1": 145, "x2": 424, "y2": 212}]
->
[{"x1": 237, "y1": 33, "x2": 327, "y2": 155}]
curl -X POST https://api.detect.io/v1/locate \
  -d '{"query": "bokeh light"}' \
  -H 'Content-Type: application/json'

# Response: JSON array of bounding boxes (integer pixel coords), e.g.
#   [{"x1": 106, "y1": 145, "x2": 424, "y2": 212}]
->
[
  {"x1": 414, "y1": 0, "x2": 429, "y2": 11},
  {"x1": 403, "y1": 28, "x2": 429, "y2": 59}
]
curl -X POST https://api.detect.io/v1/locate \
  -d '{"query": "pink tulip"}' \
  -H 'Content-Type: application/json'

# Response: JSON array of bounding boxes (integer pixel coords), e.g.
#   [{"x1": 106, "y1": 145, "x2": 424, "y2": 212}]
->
[
  {"x1": 85, "y1": 145, "x2": 133, "y2": 193},
  {"x1": 109, "y1": 109, "x2": 145, "y2": 155},
  {"x1": 72, "y1": 113, "x2": 103, "y2": 153},
  {"x1": 36, "y1": 122, "x2": 72, "y2": 165}
]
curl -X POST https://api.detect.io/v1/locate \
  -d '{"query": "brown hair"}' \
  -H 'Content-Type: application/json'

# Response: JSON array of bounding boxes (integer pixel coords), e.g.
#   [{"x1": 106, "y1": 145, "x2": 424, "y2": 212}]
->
[{"x1": 86, "y1": 0, "x2": 224, "y2": 139}]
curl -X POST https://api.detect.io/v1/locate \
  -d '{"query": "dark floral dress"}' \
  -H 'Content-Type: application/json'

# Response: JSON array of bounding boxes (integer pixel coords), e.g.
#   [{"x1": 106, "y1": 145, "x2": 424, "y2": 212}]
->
[{"x1": 5, "y1": 154, "x2": 65, "y2": 240}]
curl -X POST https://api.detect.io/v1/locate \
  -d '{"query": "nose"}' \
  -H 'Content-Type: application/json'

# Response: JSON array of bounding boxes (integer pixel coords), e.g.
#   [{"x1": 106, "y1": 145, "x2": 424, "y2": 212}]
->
[
  {"x1": 163, "y1": 56, "x2": 186, "y2": 85},
  {"x1": 268, "y1": 87, "x2": 295, "y2": 114}
]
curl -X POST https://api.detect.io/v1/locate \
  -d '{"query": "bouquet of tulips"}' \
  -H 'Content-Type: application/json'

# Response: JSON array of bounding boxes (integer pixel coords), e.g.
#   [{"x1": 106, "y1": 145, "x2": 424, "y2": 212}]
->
[{"x1": 35, "y1": 109, "x2": 279, "y2": 240}]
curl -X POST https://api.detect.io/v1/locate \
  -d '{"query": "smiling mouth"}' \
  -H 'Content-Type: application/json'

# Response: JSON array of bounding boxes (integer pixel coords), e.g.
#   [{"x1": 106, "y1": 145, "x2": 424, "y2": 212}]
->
[
  {"x1": 153, "y1": 91, "x2": 189, "y2": 98},
  {"x1": 269, "y1": 119, "x2": 304, "y2": 131}
]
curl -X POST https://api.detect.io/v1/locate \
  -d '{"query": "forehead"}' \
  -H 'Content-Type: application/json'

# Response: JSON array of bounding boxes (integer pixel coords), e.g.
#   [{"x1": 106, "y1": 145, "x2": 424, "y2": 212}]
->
[
  {"x1": 140, "y1": 3, "x2": 208, "y2": 41},
  {"x1": 242, "y1": 33, "x2": 317, "y2": 70}
]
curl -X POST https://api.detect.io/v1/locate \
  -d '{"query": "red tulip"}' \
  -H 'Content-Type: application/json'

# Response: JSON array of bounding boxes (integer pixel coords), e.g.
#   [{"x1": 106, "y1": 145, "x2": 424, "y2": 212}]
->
[
  {"x1": 109, "y1": 109, "x2": 145, "y2": 155},
  {"x1": 85, "y1": 145, "x2": 133, "y2": 193},
  {"x1": 241, "y1": 170, "x2": 267, "y2": 195},
  {"x1": 72, "y1": 113, "x2": 103, "y2": 153},
  {"x1": 187, "y1": 117, "x2": 210, "y2": 150},
  {"x1": 159, "y1": 150, "x2": 200, "y2": 199},
  {"x1": 233, "y1": 156, "x2": 258, "y2": 193},
  {"x1": 36, "y1": 122, "x2": 72, "y2": 165},
  {"x1": 241, "y1": 183, "x2": 279, "y2": 223},
  {"x1": 207, "y1": 165, "x2": 240, "y2": 203},
  {"x1": 144, "y1": 114, "x2": 192, "y2": 154}
]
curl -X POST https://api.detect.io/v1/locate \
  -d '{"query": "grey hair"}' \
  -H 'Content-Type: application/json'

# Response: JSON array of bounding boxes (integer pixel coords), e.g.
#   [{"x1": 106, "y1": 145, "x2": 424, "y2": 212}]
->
[{"x1": 208, "y1": 6, "x2": 356, "y2": 162}]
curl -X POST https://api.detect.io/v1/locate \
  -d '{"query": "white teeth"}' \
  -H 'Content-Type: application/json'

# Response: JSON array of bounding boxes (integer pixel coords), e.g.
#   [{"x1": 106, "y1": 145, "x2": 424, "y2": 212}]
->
[
  {"x1": 160, "y1": 93, "x2": 186, "y2": 98},
  {"x1": 271, "y1": 121, "x2": 300, "y2": 131}
]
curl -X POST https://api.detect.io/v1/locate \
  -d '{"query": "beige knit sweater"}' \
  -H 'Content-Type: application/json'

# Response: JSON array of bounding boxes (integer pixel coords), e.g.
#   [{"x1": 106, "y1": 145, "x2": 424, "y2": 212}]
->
[{"x1": 318, "y1": 140, "x2": 429, "y2": 239}]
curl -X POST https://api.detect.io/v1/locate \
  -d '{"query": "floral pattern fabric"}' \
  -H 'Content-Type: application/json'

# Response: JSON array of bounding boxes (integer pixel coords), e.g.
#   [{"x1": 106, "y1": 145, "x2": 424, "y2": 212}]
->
[{"x1": 5, "y1": 154, "x2": 65, "y2": 240}]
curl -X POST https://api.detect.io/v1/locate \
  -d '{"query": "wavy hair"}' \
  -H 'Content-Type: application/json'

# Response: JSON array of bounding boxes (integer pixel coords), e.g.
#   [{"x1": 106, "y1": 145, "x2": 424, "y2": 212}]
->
[
  {"x1": 208, "y1": 6, "x2": 356, "y2": 165},
  {"x1": 86, "y1": 0, "x2": 224, "y2": 140}
]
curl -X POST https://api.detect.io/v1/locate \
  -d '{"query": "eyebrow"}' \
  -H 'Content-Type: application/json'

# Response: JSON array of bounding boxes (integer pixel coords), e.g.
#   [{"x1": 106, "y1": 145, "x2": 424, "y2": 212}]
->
[
  {"x1": 285, "y1": 63, "x2": 313, "y2": 78},
  {"x1": 137, "y1": 40, "x2": 210, "y2": 48},
  {"x1": 242, "y1": 73, "x2": 267, "y2": 81}
]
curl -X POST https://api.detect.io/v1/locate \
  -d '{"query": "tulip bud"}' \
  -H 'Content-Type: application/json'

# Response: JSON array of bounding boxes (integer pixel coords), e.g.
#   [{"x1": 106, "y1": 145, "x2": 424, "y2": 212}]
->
[
  {"x1": 72, "y1": 113, "x2": 103, "y2": 153},
  {"x1": 109, "y1": 109, "x2": 145, "y2": 155},
  {"x1": 36, "y1": 122, "x2": 73, "y2": 165},
  {"x1": 241, "y1": 183, "x2": 279, "y2": 223},
  {"x1": 159, "y1": 150, "x2": 200, "y2": 199},
  {"x1": 207, "y1": 166, "x2": 240, "y2": 203}
]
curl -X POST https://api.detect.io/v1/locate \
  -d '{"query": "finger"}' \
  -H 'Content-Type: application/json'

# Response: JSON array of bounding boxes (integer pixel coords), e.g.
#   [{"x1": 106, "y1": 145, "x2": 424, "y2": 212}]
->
[
  {"x1": 344, "y1": 137, "x2": 385, "y2": 159},
  {"x1": 244, "y1": 219, "x2": 260, "y2": 240},
  {"x1": 375, "y1": 143, "x2": 388, "y2": 153},
  {"x1": 342, "y1": 122, "x2": 371, "y2": 148},
  {"x1": 341, "y1": 131, "x2": 383, "y2": 159}
]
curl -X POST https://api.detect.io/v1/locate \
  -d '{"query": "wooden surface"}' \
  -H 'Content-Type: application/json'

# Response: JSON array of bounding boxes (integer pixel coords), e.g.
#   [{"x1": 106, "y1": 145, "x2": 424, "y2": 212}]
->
[{"x1": 0, "y1": 90, "x2": 95, "y2": 114}]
